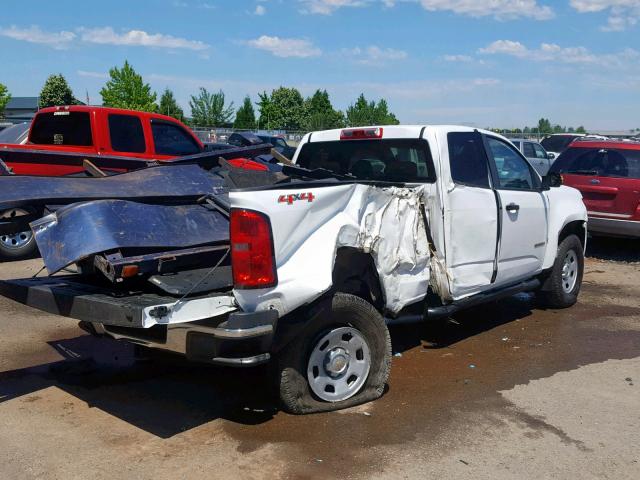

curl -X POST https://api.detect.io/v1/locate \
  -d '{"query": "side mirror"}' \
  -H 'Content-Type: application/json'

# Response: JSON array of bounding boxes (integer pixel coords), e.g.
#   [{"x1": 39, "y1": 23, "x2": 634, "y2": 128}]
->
[
  {"x1": 542, "y1": 172, "x2": 563, "y2": 190},
  {"x1": 547, "y1": 152, "x2": 556, "y2": 160}
]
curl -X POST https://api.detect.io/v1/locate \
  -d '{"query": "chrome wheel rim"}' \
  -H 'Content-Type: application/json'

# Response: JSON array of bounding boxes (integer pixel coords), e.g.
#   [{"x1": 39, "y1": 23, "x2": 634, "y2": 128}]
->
[
  {"x1": 0, "y1": 209, "x2": 33, "y2": 250},
  {"x1": 307, "y1": 327, "x2": 371, "y2": 402},
  {"x1": 561, "y1": 250, "x2": 578, "y2": 293}
]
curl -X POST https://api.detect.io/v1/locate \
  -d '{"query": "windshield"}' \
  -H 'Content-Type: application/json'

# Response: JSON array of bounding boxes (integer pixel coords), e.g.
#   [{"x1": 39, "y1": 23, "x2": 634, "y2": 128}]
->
[
  {"x1": 540, "y1": 135, "x2": 579, "y2": 153},
  {"x1": 296, "y1": 139, "x2": 436, "y2": 183},
  {"x1": 0, "y1": 123, "x2": 30, "y2": 144}
]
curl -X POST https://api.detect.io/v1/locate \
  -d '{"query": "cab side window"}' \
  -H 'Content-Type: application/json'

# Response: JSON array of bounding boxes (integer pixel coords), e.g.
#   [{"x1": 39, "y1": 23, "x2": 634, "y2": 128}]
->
[
  {"x1": 533, "y1": 143, "x2": 547, "y2": 159},
  {"x1": 109, "y1": 114, "x2": 146, "y2": 153},
  {"x1": 487, "y1": 137, "x2": 535, "y2": 190},
  {"x1": 447, "y1": 132, "x2": 491, "y2": 188}
]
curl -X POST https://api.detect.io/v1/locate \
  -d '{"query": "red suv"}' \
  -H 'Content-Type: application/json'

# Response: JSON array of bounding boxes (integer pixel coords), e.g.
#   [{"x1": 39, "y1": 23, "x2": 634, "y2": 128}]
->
[{"x1": 549, "y1": 140, "x2": 640, "y2": 238}]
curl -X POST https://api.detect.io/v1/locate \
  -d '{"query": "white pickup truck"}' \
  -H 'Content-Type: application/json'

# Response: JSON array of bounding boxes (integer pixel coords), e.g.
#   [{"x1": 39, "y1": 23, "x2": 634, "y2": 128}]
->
[{"x1": 0, "y1": 125, "x2": 587, "y2": 414}]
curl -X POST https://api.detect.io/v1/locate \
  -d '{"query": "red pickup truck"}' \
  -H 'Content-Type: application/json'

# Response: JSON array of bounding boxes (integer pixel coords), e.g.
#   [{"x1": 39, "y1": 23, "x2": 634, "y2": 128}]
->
[{"x1": 1, "y1": 105, "x2": 205, "y2": 176}]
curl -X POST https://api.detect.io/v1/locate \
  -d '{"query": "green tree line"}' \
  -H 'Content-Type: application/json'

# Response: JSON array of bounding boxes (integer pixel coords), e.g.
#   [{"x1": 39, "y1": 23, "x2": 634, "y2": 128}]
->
[{"x1": 1, "y1": 61, "x2": 401, "y2": 129}]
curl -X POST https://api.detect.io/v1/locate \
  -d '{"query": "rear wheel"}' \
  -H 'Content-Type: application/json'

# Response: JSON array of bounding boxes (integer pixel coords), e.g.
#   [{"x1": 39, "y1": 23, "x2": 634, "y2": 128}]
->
[
  {"x1": 0, "y1": 209, "x2": 37, "y2": 261},
  {"x1": 276, "y1": 293, "x2": 391, "y2": 414},
  {"x1": 538, "y1": 234, "x2": 584, "y2": 308}
]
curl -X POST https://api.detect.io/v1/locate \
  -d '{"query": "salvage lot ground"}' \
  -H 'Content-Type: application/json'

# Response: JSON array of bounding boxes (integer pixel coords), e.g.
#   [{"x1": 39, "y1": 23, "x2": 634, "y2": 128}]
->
[{"x1": 0, "y1": 238, "x2": 638, "y2": 480}]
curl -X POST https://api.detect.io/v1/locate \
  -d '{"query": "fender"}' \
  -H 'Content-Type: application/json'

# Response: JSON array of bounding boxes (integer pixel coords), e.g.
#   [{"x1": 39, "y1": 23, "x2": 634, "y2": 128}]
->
[{"x1": 542, "y1": 185, "x2": 588, "y2": 269}]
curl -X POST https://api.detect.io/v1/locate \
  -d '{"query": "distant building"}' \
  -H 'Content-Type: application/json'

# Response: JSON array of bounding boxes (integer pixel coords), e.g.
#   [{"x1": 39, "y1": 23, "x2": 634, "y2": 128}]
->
[{"x1": 3, "y1": 97, "x2": 39, "y2": 123}]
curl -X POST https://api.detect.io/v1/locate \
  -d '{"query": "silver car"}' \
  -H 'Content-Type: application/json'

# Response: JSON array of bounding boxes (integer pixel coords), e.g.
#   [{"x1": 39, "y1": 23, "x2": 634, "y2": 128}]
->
[{"x1": 510, "y1": 138, "x2": 555, "y2": 176}]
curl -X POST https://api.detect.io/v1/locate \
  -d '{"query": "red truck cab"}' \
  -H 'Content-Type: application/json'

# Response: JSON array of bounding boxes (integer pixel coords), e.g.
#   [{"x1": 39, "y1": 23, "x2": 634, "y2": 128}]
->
[{"x1": 2, "y1": 105, "x2": 204, "y2": 176}]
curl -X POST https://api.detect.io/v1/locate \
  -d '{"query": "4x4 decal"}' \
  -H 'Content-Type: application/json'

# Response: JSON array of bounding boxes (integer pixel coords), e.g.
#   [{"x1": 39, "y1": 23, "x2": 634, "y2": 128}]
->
[{"x1": 278, "y1": 192, "x2": 315, "y2": 205}]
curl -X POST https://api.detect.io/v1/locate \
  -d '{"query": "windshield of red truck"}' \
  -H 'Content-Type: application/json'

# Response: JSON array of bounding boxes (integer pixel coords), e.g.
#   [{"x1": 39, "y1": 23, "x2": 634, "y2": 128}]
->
[
  {"x1": 30, "y1": 112, "x2": 93, "y2": 147},
  {"x1": 296, "y1": 139, "x2": 436, "y2": 183}
]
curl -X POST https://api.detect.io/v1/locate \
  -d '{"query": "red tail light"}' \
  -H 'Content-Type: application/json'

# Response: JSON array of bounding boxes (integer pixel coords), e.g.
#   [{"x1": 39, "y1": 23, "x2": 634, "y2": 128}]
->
[
  {"x1": 340, "y1": 127, "x2": 383, "y2": 140},
  {"x1": 230, "y1": 209, "x2": 277, "y2": 289}
]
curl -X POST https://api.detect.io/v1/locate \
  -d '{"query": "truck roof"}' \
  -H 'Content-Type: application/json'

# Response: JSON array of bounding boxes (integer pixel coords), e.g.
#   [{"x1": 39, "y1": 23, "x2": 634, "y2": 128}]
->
[
  {"x1": 36, "y1": 105, "x2": 183, "y2": 125},
  {"x1": 303, "y1": 125, "x2": 499, "y2": 143}
]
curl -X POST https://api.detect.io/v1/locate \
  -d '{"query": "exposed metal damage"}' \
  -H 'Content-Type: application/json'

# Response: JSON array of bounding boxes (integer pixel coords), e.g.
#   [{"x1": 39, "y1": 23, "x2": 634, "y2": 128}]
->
[{"x1": 338, "y1": 186, "x2": 431, "y2": 313}]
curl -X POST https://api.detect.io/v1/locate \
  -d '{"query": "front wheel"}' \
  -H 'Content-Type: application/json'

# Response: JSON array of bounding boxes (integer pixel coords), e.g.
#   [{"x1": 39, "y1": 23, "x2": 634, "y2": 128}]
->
[
  {"x1": 275, "y1": 293, "x2": 391, "y2": 414},
  {"x1": 0, "y1": 209, "x2": 38, "y2": 261},
  {"x1": 538, "y1": 234, "x2": 584, "y2": 308}
]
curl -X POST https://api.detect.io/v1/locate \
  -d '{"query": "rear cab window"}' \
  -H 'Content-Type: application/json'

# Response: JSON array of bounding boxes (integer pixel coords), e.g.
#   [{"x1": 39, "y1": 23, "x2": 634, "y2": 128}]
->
[
  {"x1": 108, "y1": 114, "x2": 146, "y2": 153},
  {"x1": 29, "y1": 111, "x2": 93, "y2": 146},
  {"x1": 552, "y1": 147, "x2": 640, "y2": 179},
  {"x1": 296, "y1": 138, "x2": 436, "y2": 183}
]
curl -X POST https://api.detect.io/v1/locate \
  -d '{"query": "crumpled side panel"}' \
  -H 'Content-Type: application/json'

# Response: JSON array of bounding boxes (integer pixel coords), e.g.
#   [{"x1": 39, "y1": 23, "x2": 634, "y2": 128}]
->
[{"x1": 338, "y1": 186, "x2": 430, "y2": 313}]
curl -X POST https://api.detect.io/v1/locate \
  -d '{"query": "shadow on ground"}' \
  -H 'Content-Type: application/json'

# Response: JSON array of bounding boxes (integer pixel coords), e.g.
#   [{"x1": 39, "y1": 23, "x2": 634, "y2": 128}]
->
[
  {"x1": 586, "y1": 236, "x2": 640, "y2": 262},
  {"x1": 0, "y1": 294, "x2": 538, "y2": 438}
]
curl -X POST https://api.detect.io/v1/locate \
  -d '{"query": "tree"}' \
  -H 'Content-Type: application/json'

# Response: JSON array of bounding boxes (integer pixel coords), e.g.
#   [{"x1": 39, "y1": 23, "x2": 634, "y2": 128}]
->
[
  {"x1": 576, "y1": 126, "x2": 587, "y2": 134},
  {"x1": 158, "y1": 88, "x2": 184, "y2": 122},
  {"x1": 100, "y1": 61, "x2": 157, "y2": 112},
  {"x1": 257, "y1": 87, "x2": 304, "y2": 130},
  {"x1": 345, "y1": 93, "x2": 400, "y2": 127},
  {"x1": 302, "y1": 89, "x2": 344, "y2": 130},
  {"x1": 0, "y1": 83, "x2": 10, "y2": 118},
  {"x1": 189, "y1": 88, "x2": 234, "y2": 127},
  {"x1": 233, "y1": 96, "x2": 256, "y2": 130},
  {"x1": 537, "y1": 118, "x2": 552, "y2": 135},
  {"x1": 39, "y1": 74, "x2": 75, "y2": 108}
]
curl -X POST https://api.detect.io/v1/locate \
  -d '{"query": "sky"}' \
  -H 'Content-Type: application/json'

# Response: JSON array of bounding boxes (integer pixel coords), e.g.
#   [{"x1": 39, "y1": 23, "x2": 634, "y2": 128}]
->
[{"x1": 1, "y1": 0, "x2": 639, "y2": 131}]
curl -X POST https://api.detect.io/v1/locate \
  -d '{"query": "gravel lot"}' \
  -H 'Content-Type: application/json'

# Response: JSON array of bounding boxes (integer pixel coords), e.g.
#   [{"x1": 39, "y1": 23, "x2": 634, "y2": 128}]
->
[{"x1": 0, "y1": 237, "x2": 638, "y2": 479}]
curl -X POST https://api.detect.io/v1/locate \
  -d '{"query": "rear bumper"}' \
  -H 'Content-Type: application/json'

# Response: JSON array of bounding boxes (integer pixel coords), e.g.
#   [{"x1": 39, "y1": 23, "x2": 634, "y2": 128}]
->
[
  {"x1": 588, "y1": 216, "x2": 640, "y2": 238},
  {"x1": 94, "y1": 309, "x2": 279, "y2": 367},
  {"x1": 0, "y1": 276, "x2": 278, "y2": 366}
]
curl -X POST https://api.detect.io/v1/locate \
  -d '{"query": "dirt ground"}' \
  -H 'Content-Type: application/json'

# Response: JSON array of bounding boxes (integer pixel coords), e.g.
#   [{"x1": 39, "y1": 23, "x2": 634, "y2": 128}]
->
[{"x1": 0, "y1": 237, "x2": 638, "y2": 480}]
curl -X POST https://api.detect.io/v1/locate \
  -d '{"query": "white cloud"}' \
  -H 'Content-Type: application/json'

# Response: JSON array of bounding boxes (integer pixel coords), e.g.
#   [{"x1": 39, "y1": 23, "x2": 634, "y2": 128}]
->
[
  {"x1": 570, "y1": 0, "x2": 640, "y2": 30},
  {"x1": 443, "y1": 54, "x2": 474, "y2": 62},
  {"x1": 77, "y1": 70, "x2": 109, "y2": 79},
  {"x1": 78, "y1": 27, "x2": 209, "y2": 51},
  {"x1": 342, "y1": 45, "x2": 408, "y2": 65},
  {"x1": 479, "y1": 40, "x2": 640, "y2": 67},
  {"x1": 300, "y1": 0, "x2": 554, "y2": 19},
  {"x1": 254, "y1": 4, "x2": 267, "y2": 15},
  {"x1": 418, "y1": 0, "x2": 554, "y2": 20},
  {"x1": 299, "y1": 0, "x2": 369, "y2": 15},
  {"x1": 0, "y1": 25, "x2": 76, "y2": 49},
  {"x1": 246, "y1": 35, "x2": 321, "y2": 57}
]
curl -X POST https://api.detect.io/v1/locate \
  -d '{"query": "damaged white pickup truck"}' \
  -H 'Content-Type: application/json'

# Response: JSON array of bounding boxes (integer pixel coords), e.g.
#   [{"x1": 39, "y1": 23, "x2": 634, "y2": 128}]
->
[{"x1": 0, "y1": 125, "x2": 587, "y2": 414}]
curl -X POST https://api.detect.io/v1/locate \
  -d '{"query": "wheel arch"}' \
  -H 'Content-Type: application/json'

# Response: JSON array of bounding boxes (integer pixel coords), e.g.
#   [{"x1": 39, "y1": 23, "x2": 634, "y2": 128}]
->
[
  {"x1": 332, "y1": 247, "x2": 385, "y2": 312},
  {"x1": 558, "y1": 220, "x2": 587, "y2": 252}
]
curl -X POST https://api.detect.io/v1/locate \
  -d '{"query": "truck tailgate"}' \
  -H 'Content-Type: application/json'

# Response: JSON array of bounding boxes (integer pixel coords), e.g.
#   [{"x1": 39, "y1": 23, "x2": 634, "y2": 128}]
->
[{"x1": 0, "y1": 276, "x2": 235, "y2": 328}]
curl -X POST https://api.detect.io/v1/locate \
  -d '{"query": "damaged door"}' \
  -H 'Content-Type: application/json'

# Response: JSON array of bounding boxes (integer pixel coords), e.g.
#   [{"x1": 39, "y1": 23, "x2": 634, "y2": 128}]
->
[{"x1": 443, "y1": 131, "x2": 500, "y2": 299}]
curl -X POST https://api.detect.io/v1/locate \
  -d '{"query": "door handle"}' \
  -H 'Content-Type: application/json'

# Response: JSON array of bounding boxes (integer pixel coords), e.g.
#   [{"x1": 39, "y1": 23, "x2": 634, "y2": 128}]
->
[{"x1": 505, "y1": 203, "x2": 520, "y2": 212}]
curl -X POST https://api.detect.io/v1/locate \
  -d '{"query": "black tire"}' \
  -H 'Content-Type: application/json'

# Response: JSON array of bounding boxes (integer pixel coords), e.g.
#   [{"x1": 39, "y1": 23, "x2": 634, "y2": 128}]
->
[
  {"x1": 0, "y1": 230, "x2": 37, "y2": 261},
  {"x1": 538, "y1": 234, "x2": 584, "y2": 308},
  {"x1": 275, "y1": 293, "x2": 392, "y2": 414}
]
